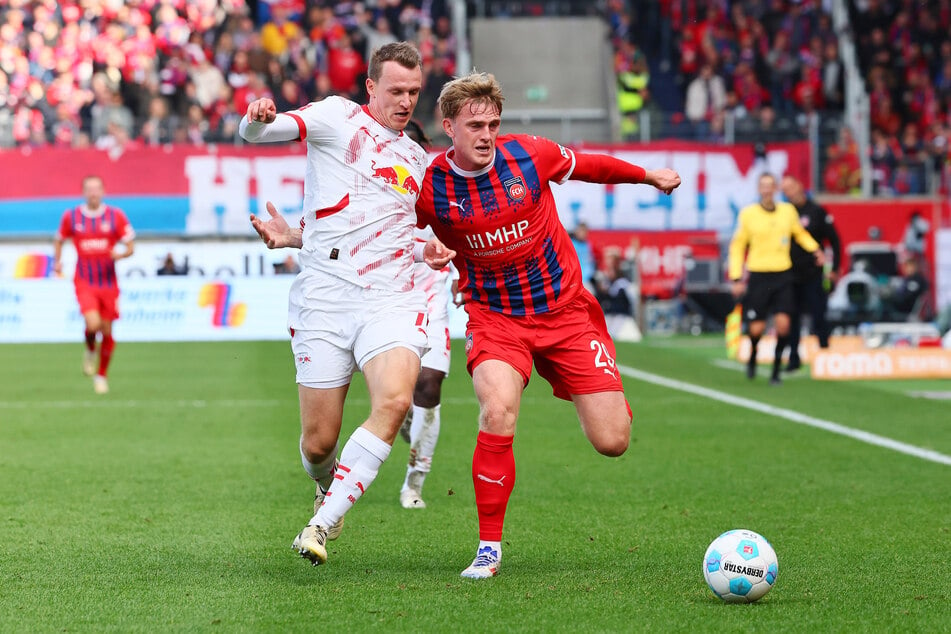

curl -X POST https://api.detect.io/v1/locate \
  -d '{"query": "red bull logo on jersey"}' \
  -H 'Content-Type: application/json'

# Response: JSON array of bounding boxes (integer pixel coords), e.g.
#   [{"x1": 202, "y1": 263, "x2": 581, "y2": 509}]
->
[
  {"x1": 198, "y1": 282, "x2": 247, "y2": 327},
  {"x1": 370, "y1": 160, "x2": 419, "y2": 196},
  {"x1": 14, "y1": 254, "x2": 53, "y2": 278}
]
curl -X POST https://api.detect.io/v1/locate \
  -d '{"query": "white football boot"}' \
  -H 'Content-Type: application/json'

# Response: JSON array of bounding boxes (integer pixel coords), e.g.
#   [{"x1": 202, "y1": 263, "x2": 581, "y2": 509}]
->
[
  {"x1": 291, "y1": 524, "x2": 328, "y2": 566},
  {"x1": 399, "y1": 488, "x2": 426, "y2": 509},
  {"x1": 93, "y1": 375, "x2": 109, "y2": 394},
  {"x1": 82, "y1": 350, "x2": 96, "y2": 376},
  {"x1": 460, "y1": 545, "x2": 501, "y2": 579}
]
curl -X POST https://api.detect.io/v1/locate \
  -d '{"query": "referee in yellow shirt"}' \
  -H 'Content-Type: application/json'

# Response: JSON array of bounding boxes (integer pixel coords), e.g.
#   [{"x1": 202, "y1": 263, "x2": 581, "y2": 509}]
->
[{"x1": 728, "y1": 173, "x2": 825, "y2": 384}]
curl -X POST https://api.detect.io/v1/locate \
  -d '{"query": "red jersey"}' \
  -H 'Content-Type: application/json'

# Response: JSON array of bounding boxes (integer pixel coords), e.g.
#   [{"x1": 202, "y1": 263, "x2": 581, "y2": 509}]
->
[
  {"x1": 56, "y1": 205, "x2": 134, "y2": 288},
  {"x1": 416, "y1": 134, "x2": 581, "y2": 316}
]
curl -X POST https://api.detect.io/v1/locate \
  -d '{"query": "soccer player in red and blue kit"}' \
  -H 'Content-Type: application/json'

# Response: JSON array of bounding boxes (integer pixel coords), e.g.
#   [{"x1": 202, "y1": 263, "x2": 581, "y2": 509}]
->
[
  {"x1": 415, "y1": 72, "x2": 681, "y2": 579},
  {"x1": 54, "y1": 175, "x2": 136, "y2": 395}
]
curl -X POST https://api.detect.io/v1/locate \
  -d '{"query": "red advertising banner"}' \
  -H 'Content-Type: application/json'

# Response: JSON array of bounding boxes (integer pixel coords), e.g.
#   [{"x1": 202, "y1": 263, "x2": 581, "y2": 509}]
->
[
  {"x1": 819, "y1": 197, "x2": 944, "y2": 275},
  {"x1": 587, "y1": 229, "x2": 721, "y2": 298},
  {"x1": 819, "y1": 197, "x2": 948, "y2": 313}
]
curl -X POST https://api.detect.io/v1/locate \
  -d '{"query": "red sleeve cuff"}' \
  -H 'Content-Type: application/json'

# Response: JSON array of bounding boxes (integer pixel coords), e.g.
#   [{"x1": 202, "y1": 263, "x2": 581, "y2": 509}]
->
[
  {"x1": 571, "y1": 152, "x2": 646, "y2": 184},
  {"x1": 285, "y1": 113, "x2": 306, "y2": 142}
]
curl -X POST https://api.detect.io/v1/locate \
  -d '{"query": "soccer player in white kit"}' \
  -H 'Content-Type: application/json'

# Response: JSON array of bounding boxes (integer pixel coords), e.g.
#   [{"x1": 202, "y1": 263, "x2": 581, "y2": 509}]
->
[{"x1": 240, "y1": 42, "x2": 454, "y2": 566}]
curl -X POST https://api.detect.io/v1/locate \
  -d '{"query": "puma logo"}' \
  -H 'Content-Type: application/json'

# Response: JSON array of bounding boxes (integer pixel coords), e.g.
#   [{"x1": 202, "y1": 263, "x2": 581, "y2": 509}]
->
[
  {"x1": 477, "y1": 473, "x2": 506, "y2": 486},
  {"x1": 448, "y1": 199, "x2": 467, "y2": 210}
]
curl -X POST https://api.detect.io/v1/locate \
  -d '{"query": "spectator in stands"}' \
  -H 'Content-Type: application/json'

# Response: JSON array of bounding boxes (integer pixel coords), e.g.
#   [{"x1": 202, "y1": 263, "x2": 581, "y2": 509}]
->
[
  {"x1": 732, "y1": 61, "x2": 769, "y2": 115},
  {"x1": 616, "y1": 45, "x2": 650, "y2": 141},
  {"x1": 685, "y1": 63, "x2": 726, "y2": 140},
  {"x1": 157, "y1": 253, "x2": 188, "y2": 276},
  {"x1": 823, "y1": 125, "x2": 862, "y2": 194},
  {"x1": 141, "y1": 96, "x2": 178, "y2": 146},
  {"x1": 884, "y1": 256, "x2": 929, "y2": 320},
  {"x1": 0, "y1": 0, "x2": 454, "y2": 149},
  {"x1": 274, "y1": 77, "x2": 307, "y2": 113},
  {"x1": 902, "y1": 209, "x2": 931, "y2": 268},
  {"x1": 896, "y1": 123, "x2": 927, "y2": 194},
  {"x1": 273, "y1": 254, "x2": 301, "y2": 275},
  {"x1": 594, "y1": 246, "x2": 637, "y2": 339},
  {"x1": 208, "y1": 84, "x2": 242, "y2": 143},
  {"x1": 871, "y1": 92, "x2": 902, "y2": 137},
  {"x1": 326, "y1": 32, "x2": 366, "y2": 103},
  {"x1": 260, "y1": 5, "x2": 302, "y2": 60},
  {"x1": 180, "y1": 102, "x2": 209, "y2": 145},
  {"x1": 570, "y1": 222, "x2": 596, "y2": 293},
  {"x1": 869, "y1": 127, "x2": 901, "y2": 195},
  {"x1": 765, "y1": 30, "x2": 800, "y2": 115},
  {"x1": 189, "y1": 46, "x2": 226, "y2": 113},
  {"x1": 820, "y1": 39, "x2": 844, "y2": 111},
  {"x1": 356, "y1": 6, "x2": 399, "y2": 58}
]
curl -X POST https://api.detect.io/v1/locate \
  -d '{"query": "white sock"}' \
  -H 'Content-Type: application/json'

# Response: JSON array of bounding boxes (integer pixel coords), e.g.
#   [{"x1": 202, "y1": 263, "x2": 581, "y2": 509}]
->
[
  {"x1": 311, "y1": 426, "x2": 391, "y2": 528},
  {"x1": 477, "y1": 540, "x2": 502, "y2": 561},
  {"x1": 402, "y1": 404, "x2": 441, "y2": 493},
  {"x1": 300, "y1": 437, "x2": 338, "y2": 492}
]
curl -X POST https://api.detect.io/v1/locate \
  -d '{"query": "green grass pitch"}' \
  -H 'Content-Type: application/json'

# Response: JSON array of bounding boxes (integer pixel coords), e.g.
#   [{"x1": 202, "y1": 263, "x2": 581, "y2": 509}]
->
[{"x1": 1, "y1": 337, "x2": 948, "y2": 632}]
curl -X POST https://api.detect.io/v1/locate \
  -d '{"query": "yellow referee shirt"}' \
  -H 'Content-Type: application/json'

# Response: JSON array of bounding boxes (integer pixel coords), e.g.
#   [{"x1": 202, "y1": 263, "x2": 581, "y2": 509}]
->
[{"x1": 728, "y1": 201, "x2": 820, "y2": 280}]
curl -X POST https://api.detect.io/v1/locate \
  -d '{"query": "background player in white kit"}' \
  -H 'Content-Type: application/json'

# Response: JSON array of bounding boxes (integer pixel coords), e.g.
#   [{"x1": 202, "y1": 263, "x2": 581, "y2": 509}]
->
[
  {"x1": 239, "y1": 42, "x2": 454, "y2": 567},
  {"x1": 398, "y1": 225, "x2": 460, "y2": 509},
  {"x1": 396, "y1": 120, "x2": 459, "y2": 510}
]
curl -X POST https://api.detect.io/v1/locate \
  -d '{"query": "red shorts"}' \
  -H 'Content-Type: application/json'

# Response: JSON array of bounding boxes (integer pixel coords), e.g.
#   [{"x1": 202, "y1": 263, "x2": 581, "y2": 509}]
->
[
  {"x1": 464, "y1": 291, "x2": 624, "y2": 401},
  {"x1": 75, "y1": 281, "x2": 120, "y2": 321}
]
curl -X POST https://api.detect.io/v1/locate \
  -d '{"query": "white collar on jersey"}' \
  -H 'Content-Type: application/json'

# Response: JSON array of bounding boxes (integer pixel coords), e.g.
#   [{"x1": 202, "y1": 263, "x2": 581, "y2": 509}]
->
[
  {"x1": 80, "y1": 204, "x2": 107, "y2": 218},
  {"x1": 446, "y1": 147, "x2": 497, "y2": 177}
]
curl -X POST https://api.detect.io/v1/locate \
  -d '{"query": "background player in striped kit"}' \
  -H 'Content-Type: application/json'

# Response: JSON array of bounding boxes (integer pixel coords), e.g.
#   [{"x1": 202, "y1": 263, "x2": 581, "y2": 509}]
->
[
  {"x1": 53, "y1": 175, "x2": 135, "y2": 395},
  {"x1": 415, "y1": 72, "x2": 681, "y2": 579}
]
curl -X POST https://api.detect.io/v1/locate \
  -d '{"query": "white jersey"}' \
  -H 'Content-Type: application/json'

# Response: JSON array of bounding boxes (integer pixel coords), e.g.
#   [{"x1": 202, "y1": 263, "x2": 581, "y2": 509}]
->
[{"x1": 286, "y1": 96, "x2": 428, "y2": 290}]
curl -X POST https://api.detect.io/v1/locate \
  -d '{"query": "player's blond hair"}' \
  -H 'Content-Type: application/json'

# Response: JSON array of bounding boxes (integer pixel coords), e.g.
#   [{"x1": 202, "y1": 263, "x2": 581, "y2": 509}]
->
[
  {"x1": 437, "y1": 71, "x2": 505, "y2": 121},
  {"x1": 368, "y1": 41, "x2": 422, "y2": 81}
]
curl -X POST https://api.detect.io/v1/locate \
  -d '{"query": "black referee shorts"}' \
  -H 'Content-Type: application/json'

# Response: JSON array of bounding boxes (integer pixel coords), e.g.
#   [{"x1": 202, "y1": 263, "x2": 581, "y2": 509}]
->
[{"x1": 742, "y1": 270, "x2": 794, "y2": 322}]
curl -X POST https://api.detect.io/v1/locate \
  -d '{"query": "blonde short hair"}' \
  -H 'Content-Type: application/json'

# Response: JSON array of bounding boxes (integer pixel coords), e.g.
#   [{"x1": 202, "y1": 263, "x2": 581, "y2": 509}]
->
[{"x1": 437, "y1": 71, "x2": 505, "y2": 120}]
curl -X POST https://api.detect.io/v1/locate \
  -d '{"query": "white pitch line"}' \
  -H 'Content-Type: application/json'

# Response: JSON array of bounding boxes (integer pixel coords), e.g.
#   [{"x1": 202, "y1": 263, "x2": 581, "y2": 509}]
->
[
  {"x1": 618, "y1": 364, "x2": 951, "y2": 467},
  {"x1": 0, "y1": 396, "x2": 485, "y2": 410},
  {"x1": 0, "y1": 399, "x2": 285, "y2": 409}
]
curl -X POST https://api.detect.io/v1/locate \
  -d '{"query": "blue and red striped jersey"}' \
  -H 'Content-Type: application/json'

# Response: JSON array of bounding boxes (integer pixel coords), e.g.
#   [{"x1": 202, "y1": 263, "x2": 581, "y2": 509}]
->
[
  {"x1": 56, "y1": 205, "x2": 134, "y2": 288},
  {"x1": 416, "y1": 134, "x2": 582, "y2": 316}
]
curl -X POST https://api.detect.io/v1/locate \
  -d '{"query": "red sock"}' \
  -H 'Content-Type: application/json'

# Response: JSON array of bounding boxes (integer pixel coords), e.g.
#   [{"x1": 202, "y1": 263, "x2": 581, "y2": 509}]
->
[
  {"x1": 471, "y1": 431, "x2": 515, "y2": 542},
  {"x1": 84, "y1": 330, "x2": 96, "y2": 351},
  {"x1": 98, "y1": 335, "x2": 115, "y2": 377}
]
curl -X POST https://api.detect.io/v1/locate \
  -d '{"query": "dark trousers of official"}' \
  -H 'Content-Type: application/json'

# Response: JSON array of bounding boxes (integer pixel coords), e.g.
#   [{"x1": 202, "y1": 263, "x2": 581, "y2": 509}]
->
[{"x1": 789, "y1": 276, "x2": 829, "y2": 363}]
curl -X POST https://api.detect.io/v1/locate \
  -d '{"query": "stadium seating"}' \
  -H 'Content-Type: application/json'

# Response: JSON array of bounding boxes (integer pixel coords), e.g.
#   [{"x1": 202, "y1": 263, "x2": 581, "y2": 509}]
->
[{"x1": 1, "y1": 0, "x2": 947, "y2": 194}]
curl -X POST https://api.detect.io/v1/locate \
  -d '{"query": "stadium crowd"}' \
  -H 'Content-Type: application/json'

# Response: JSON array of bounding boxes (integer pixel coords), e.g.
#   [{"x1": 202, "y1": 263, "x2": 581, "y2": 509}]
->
[
  {"x1": 611, "y1": 0, "x2": 951, "y2": 195},
  {"x1": 0, "y1": 0, "x2": 456, "y2": 149},
  {"x1": 1, "y1": 0, "x2": 949, "y2": 194}
]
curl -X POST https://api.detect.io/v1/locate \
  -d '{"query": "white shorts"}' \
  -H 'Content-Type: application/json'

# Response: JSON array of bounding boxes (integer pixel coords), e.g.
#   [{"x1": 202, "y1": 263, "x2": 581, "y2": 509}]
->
[
  {"x1": 288, "y1": 275, "x2": 429, "y2": 388},
  {"x1": 420, "y1": 313, "x2": 451, "y2": 374},
  {"x1": 418, "y1": 270, "x2": 452, "y2": 375}
]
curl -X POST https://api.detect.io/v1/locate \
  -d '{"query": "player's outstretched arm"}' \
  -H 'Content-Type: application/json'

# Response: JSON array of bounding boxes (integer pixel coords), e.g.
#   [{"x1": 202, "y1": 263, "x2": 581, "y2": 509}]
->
[
  {"x1": 571, "y1": 152, "x2": 681, "y2": 194},
  {"x1": 239, "y1": 98, "x2": 302, "y2": 143},
  {"x1": 250, "y1": 201, "x2": 303, "y2": 250}
]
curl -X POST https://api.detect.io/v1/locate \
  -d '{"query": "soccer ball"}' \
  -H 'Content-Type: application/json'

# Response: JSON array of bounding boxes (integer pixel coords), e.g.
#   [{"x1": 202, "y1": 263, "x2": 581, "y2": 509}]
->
[{"x1": 702, "y1": 529, "x2": 778, "y2": 603}]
